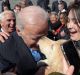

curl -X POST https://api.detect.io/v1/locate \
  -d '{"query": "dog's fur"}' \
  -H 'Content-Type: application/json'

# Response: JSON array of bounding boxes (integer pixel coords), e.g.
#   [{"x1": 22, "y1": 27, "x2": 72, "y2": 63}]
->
[{"x1": 38, "y1": 37, "x2": 69, "y2": 74}]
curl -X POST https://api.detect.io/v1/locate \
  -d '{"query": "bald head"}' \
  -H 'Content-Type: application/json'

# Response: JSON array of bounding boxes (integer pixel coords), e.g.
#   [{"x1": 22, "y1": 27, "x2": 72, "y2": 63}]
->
[
  {"x1": 16, "y1": 6, "x2": 48, "y2": 31},
  {"x1": 16, "y1": 6, "x2": 49, "y2": 48}
]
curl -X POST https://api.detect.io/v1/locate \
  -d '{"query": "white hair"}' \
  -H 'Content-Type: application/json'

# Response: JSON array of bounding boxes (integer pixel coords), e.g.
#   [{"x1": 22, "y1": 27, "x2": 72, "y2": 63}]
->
[
  {"x1": 16, "y1": 6, "x2": 49, "y2": 31},
  {"x1": 50, "y1": 11, "x2": 58, "y2": 19},
  {"x1": 51, "y1": 12, "x2": 58, "y2": 16},
  {"x1": 0, "y1": 10, "x2": 15, "y2": 21},
  {"x1": 0, "y1": 12, "x2": 4, "y2": 21}
]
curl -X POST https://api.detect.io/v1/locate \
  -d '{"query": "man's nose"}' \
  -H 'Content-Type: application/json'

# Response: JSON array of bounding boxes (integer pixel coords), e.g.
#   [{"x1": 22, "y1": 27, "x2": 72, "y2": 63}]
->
[{"x1": 11, "y1": 20, "x2": 15, "y2": 25}]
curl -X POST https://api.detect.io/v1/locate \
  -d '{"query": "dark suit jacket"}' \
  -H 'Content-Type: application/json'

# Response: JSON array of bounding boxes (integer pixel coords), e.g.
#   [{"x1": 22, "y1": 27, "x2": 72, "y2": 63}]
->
[{"x1": 0, "y1": 32, "x2": 37, "y2": 75}]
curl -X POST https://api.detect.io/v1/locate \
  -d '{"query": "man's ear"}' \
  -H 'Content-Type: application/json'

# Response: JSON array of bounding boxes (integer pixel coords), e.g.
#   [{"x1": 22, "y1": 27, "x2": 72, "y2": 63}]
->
[
  {"x1": 16, "y1": 27, "x2": 21, "y2": 36},
  {"x1": 16, "y1": 27, "x2": 25, "y2": 37}
]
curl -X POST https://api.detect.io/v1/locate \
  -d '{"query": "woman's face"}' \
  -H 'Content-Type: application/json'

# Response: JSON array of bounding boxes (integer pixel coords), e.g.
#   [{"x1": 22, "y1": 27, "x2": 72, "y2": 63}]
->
[
  {"x1": 59, "y1": 14, "x2": 66, "y2": 25},
  {"x1": 67, "y1": 9, "x2": 80, "y2": 41}
]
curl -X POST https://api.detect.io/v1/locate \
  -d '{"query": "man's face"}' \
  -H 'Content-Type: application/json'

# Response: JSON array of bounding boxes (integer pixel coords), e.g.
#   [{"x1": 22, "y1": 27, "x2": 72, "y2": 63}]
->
[
  {"x1": 50, "y1": 14, "x2": 58, "y2": 24},
  {"x1": 1, "y1": 13, "x2": 16, "y2": 34},
  {"x1": 67, "y1": 10, "x2": 80, "y2": 41},
  {"x1": 14, "y1": 6, "x2": 21, "y2": 13},
  {"x1": 20, "y1": 20, "x2": 48, "y2": 48},
  {"x1": 58, "y1": 4, "x2": 64, "y2": 11}
]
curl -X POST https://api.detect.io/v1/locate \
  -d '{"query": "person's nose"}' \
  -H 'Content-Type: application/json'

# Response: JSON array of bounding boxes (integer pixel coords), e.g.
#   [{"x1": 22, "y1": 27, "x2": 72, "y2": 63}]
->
[
  {"x1": 67, "y1": 21, "x2": 73, "y2": 29},
  {"x1": 11, "y1": 20, "x2": 14, "y2": 24},
  {"x1": 10, "y1": 20, "x2": 15, "y2": 26}
]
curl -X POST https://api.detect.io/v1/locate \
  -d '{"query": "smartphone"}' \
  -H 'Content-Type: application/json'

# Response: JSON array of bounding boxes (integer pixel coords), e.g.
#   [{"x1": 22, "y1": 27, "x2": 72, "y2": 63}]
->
[{"x1": 61, "y1": 40, "x2": 80, "y2": 75}]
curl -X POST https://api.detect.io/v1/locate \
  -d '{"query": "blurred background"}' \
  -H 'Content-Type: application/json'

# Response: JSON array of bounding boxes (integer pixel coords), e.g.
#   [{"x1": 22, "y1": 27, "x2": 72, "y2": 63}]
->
[{"x1": 7, "y1": 0, "x2": 74, "y2": 9}]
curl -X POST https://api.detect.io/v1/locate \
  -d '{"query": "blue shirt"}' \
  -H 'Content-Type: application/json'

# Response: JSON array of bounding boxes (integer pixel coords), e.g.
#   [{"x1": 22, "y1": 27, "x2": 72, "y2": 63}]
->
[{"x1": 30, "y1": 49, "x2": 41, "y2": 62}]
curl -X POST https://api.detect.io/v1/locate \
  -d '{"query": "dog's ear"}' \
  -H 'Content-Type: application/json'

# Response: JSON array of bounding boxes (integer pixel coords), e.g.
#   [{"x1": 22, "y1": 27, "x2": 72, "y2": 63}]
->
[
  {"x1": 38, "y1": 36, "x2": 53, "y2": 44},
  {"x1": 56, "y1": 39, "x2": 68, "y2": 45}
]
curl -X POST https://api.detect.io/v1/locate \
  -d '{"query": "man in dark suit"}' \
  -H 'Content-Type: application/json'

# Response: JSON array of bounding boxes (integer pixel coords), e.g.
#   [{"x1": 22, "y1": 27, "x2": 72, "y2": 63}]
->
[
  {"x1": 0, "y1": 32, "x2": 37, "y2": 75},
  {"x1": 0, "y1": 6, "x2": 49, "y2": 75}
]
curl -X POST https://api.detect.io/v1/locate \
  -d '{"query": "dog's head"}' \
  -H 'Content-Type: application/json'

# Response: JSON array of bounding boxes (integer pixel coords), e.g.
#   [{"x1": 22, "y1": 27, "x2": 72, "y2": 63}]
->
[{"x1": 38, "y1": 36, "x2": 69, "y2": 74}]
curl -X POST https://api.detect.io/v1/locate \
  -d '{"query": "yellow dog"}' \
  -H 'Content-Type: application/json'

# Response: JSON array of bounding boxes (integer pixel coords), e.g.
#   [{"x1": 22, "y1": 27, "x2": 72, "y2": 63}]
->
[{"x1": 38, "y1": 37, "x2": 70, "y2": 74}]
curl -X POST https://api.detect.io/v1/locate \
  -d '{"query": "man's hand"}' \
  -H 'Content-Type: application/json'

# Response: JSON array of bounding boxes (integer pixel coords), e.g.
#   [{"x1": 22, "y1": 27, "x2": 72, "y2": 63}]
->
[{"x1": 0, "y1": 32, "x2": 10, "y2": 43}]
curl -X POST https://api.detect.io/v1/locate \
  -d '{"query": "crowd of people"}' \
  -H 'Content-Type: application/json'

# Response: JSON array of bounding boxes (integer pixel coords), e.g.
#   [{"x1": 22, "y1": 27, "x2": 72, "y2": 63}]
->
[{"x1": 0, "y1": 0, "x2": 80, "y2": 75}]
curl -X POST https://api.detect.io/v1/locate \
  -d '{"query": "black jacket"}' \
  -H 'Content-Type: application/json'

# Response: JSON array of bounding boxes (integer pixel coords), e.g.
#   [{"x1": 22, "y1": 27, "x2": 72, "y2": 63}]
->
[{"x1": 0, "y1": 32, "x2": 37, "y2": 75}]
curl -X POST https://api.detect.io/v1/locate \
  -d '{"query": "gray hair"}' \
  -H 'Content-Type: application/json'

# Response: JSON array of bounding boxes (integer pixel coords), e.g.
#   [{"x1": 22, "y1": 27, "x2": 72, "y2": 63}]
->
[
  {"x1": 0, "y1": 10, "x2": 15, "y2": 21},
  {"x1": 51, "y1": 12, "x2": 58, "y2": 16},
  {"x1": 16, "y1": 6, "x2": 49, "y2": 31},
  {"x1": 50, "y1": 11, "x2": 58, "y2": 18}
]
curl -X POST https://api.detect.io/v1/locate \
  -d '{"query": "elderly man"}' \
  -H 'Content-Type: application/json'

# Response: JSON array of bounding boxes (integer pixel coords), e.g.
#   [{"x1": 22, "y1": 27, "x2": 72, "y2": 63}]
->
[
  {"x1": 0, "y1": 10, "x2": 16, "y2": 34},
  {"x1": 0, "y1": 6, "x2": 48, "y2": 75},
  {"x1": 0, "y1": 6, "x2": 74, "y2": 75}
]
